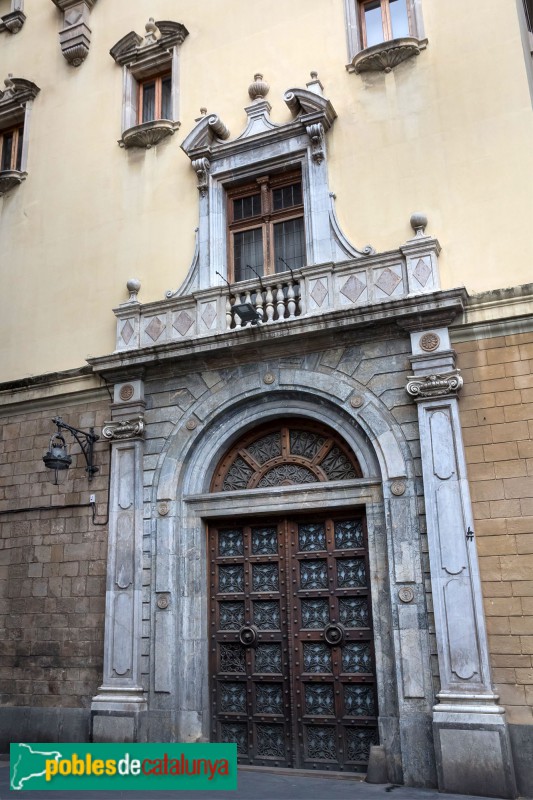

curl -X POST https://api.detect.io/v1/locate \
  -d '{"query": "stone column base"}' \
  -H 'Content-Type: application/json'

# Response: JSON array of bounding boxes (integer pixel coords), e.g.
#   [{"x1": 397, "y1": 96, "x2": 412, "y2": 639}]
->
[
  {"x1": 91, "y1": 686, "x2": 147, "y2": 743},
  {"x1": 433, "y1": 705, "x2": 517, "y2": 798}
]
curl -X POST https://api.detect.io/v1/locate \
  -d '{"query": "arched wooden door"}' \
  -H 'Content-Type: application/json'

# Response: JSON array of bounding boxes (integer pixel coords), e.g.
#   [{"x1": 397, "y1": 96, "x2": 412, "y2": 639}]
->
[{"x1": 208, "y1": 421, "x2": 378, "y2": 772}]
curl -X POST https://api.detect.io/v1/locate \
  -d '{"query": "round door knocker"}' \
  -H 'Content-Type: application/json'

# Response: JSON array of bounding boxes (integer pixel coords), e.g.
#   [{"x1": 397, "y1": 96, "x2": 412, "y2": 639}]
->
[
  {"x1": 324, "y1": 623, "x2": 346, "y2": 647},
  {"x1": 238, "y1": 625, "x2": 258, "y2": 647}
]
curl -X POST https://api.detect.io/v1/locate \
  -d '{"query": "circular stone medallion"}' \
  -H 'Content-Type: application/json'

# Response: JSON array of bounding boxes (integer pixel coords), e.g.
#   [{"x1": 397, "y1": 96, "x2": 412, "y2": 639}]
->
[
  {"x1": 398, "y1": 587, "x2": 415, "y2": 604},
  {"x1": 157, "y1": 595, "x2": 170, "y2": 610},
  {"x1": 391, "y1": 480, "x2": 406, "y2": 496},
  {"x1": 420, "y1": 332, "x2": 440, "y2": 352},
  {"x1": 119, "y1": 384, "x2": 134, "y2": 401},
  {"x1": 263, "y1": 372, "x2": 275, "y2": 385}
]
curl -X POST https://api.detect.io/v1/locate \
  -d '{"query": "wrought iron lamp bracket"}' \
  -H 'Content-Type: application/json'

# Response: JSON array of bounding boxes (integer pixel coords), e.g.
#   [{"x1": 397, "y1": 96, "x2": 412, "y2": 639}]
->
[{"x1": 51, "y1": 416, "x2": 100, "y2": 480}]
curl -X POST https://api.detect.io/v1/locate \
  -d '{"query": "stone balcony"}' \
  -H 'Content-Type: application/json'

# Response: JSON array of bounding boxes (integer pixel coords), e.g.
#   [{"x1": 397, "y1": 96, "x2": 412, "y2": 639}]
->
[{"x1": 113, "y1": 228, "x2": 442, "y2": 354}]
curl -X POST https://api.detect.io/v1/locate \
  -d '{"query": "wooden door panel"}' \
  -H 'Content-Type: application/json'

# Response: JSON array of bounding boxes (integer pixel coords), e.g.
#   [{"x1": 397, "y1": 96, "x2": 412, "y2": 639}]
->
[{"x1": 209, "y1": 514, "x2": 378, "y2": 771}]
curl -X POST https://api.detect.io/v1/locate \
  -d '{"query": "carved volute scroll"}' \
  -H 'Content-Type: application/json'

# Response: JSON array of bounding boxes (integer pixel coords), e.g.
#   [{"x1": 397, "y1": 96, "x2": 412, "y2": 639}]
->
[{"x1": 211, "y1": 419, "x2": 362, "y2": 492}]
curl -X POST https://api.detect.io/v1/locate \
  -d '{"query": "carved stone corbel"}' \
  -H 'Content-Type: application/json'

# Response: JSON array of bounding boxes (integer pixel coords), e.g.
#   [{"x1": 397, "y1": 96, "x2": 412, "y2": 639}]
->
[
  {"x1": 406, "y1": 370, "x2": 463, "y2": 400},
  {"x1": 102, "y1": 415, "x2": 145, "y2": 441},
  {"x1": 306, "y1": 122, "x2": 325, "y2": 164},
  {"x1": 191, "y1": 157, "x2": 210, "y2": 196},
  {"x1": 0, "y1": 1, "x2": 26, "y2": 35},
  {"x1": 51, "y1": 0, "x2": 97, "y2": 67}
]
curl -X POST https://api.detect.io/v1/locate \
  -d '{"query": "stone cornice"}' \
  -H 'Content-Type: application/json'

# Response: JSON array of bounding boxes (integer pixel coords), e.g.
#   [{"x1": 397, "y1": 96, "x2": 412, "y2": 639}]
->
[
  {"x1": 0, "y1": 367, "x2": 105, "y2": 415},
  {"x1": 88, "y1": 287, "x2": 467, "y2": 379},
  {"x1": 450, "y1": 282, "x2": 533, "y2": 337},
  {"x1": 0, "y1": 76, "x2": 40, "y2": 126},
  {"x1": 110, "y1": 20, "x2": 189, "y2": 69}
]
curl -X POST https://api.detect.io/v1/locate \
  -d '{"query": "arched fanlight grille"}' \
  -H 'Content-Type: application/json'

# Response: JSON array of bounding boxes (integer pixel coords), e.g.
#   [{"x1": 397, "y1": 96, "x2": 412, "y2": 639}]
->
[{"x1": 211, "y1": 420, "x2": 362, "y2": 492}]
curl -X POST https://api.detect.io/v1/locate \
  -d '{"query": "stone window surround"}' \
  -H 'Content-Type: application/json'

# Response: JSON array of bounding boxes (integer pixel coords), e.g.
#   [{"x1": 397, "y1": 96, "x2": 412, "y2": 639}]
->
[
  {"x1": 344, "y1": 0, "x2": 427, "y2": 74},
  {"x1": 110, "y1": 19, "x2": 188, "y2": 150},
  {"x1": 178, "y1": 74, "x2": 374, "y2": 296},
  {"x1": 0, "y1": 75, "x2": 39, "y2": 196},
  {"x1": 0, "y1": 0, "x2": 25, "y2": 35}
]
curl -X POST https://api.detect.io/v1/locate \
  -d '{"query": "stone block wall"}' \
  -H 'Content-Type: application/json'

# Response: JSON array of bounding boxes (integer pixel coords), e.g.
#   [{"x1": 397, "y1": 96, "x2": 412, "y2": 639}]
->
[
  {"x1": 457, "y1": 331, "x2": 533, "y2": 725},
  {"x1": 0, "y1": 398, "x2": 109, "y2": 718}
]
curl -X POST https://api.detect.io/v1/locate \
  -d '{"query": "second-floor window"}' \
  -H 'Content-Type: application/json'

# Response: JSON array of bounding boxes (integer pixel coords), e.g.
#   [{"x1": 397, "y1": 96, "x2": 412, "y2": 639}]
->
[
  {"x1": 227, "y1": 171, "x2": 306, "y2": 283},
  {"x1": 359, "y1": 0, "x2": 413, "y2": 48},
  {"x1": 0, "y1": 125, "x2": 23, "y2": 172},
  {"x1": 138, "y1": 73, "x2": 172, "y2": 123}
]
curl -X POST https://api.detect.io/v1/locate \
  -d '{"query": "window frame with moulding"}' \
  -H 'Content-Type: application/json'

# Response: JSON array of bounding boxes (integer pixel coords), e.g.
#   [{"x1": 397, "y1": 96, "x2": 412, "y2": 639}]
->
[
  {"x1": 227, "y1": 169, "x2": 306, "y2": 283},
  {"x1": 138, "y1": 72, "x2": 172, "y2": 125},
  {"x1": 0, "y1": 124, "x2": 23, "y2": 171},
  {"x1": 344, "y1": 0, "x2": 427, "y2": 74},
  {"x1": 110, "y1": 19, "x2": 188, "y2": 149},
  {"x1": 522, "y1": 0, "x2": 533, "y2": 53},
  {"x1": 174, "y1": 72, "x2": 374, "y2": 300},
  {"x1": 0, "y1": 75, "x2": 39, "y2": 196}
]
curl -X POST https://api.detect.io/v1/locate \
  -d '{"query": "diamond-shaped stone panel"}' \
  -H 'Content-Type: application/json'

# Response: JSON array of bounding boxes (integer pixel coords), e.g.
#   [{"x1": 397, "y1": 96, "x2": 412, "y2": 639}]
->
[
  {"x1": 145, "y1": 317, "x2": 165, "y2": 342},
  {"x1": 121, "y1": 320, "x2": 134, "y2": 345},
  {"x1": 413, "y1": 258, "x2": 432, "y2": 287},
  {"x1": 201, "y1": 302, "x2": 217, "y2": 329},
  {"x1": 310, "y1": 279, "x2": 328, "y2": 307},
  {"x1": 375, "y1": 267, "x2": 402, "y2": 296},
  {"x1": 173, "y1": 310, "x2": 194, "y2": 336},
  {"x1": 340, "y1": 274, "x2": 365, "y2": 304}
]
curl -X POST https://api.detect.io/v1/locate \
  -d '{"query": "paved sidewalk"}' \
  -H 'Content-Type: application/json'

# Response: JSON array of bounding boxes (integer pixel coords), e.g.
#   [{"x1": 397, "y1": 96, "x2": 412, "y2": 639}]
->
[{"x1": 0, "y1": 760, "x2": 506, "y2": 800}]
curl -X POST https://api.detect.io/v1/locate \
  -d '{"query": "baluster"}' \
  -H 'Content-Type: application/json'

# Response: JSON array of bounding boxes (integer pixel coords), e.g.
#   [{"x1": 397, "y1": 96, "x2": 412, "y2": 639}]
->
[
  {"x1": 226, "y1": 295, "x2": 233, "y2": 330},
  {"x1": 255, "y1": 286, "x2": 264, "y2": 323},
  {"x1": 244, "y1": 289, "x2": 252, "y2": 327},
  {"x1": 233, "y1": 292, "x2": 242, "y2": 329},
  {"x1": 287, "y1": 279, "x2": 296, "y2": 319},
  {"x1": 265, "y1": 283, "x2": 275, "y2": 323},
  {"x1": 276, "y1": 283, "x2": 285, "y2": 321},
  {"x1": 296, "y1": 280, "x2": 302, "y2": 316}
]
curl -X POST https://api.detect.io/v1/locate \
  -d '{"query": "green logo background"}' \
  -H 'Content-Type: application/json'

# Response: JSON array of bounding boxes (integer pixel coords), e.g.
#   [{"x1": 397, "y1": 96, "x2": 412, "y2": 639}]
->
[{"x1": 10, "y1": 743, "x2": 237, "y2": 791}]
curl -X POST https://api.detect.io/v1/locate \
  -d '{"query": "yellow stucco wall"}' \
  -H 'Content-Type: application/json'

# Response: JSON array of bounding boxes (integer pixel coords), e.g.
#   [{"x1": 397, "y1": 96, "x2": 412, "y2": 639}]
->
[{"x1": 0, "y1": 0, "x2": 532, "y2": 380}]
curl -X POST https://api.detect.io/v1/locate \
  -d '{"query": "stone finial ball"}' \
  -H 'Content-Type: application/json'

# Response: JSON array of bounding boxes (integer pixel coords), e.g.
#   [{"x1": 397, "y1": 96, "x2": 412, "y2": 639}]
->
[
  {"x1": 410, "y1": 212, "x2": 428, "y2": 233},
  {"x1": 127, "y1": 278, "x2": 141, "y2": 293}
]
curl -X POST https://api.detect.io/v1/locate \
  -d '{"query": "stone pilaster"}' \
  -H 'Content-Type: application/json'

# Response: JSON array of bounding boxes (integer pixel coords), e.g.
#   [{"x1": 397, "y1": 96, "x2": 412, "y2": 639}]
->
[
  {"x1": 406, "y1": 328, "x2": 517, "y2": 798},
  {"x1": 91, "y1": 379, "x2": 147, "y2": 743}
]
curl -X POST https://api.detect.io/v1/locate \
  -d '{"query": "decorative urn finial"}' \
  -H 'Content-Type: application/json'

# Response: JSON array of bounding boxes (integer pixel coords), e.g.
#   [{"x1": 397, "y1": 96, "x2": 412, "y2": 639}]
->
[
  {"x1": 144, "y1": 17, "x2": 161, "y2": 44},
  {"x1": 410, "y1": 212, "x2": 428, "y2": 237},
  {"x1": 248, "y1": 73, "x2": 269, "y2": 102},
  {"x1": 126, "y1": 278, "x2": 141, "y2": 303}
]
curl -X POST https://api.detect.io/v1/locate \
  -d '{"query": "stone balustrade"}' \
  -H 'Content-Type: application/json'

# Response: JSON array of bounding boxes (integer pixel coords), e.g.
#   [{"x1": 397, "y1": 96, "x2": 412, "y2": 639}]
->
[{"x1": 113, "y1": 233, "x2": 441, "y2": 351}]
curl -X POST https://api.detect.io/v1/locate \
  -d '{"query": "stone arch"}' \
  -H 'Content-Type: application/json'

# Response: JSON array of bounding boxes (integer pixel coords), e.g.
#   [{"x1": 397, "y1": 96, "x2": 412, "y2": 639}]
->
[
  {"x1": 150, "y1": 369, "x2": 433, "y2": 784},
  {"x1": 154, "y1": 369, "x2": 410, "y2": 503}
]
